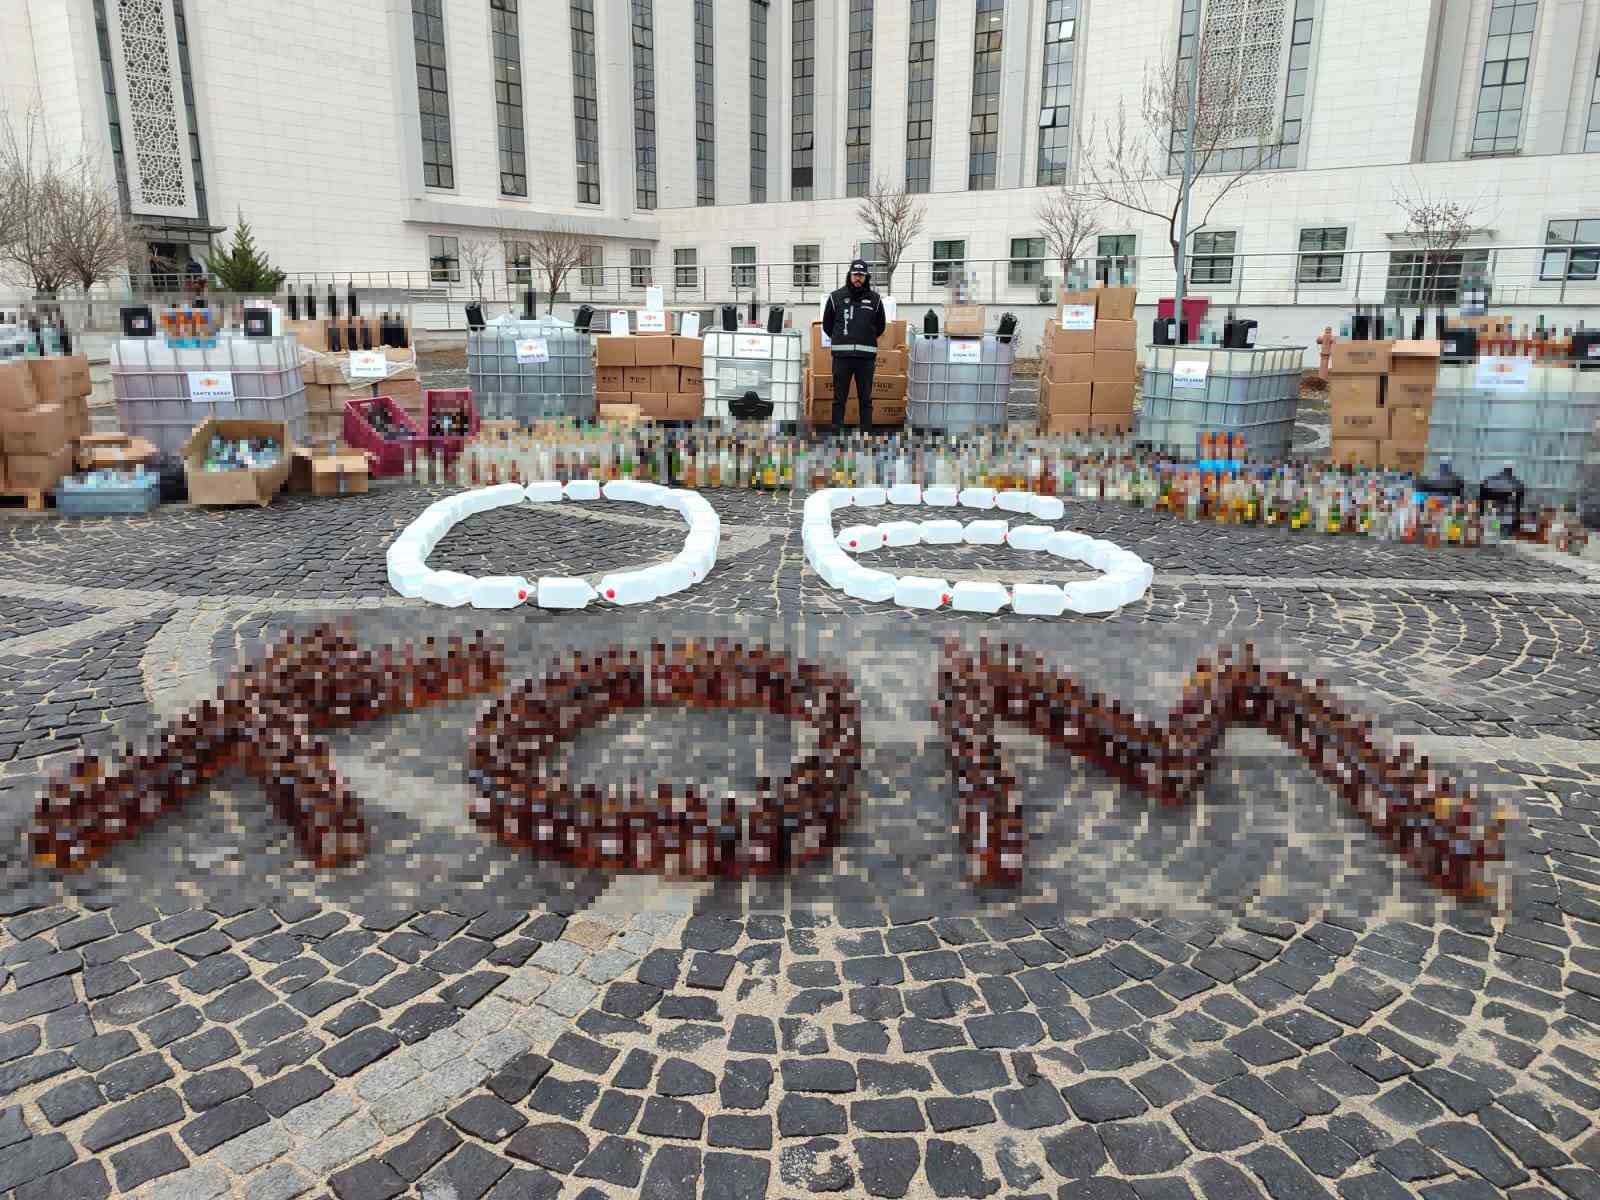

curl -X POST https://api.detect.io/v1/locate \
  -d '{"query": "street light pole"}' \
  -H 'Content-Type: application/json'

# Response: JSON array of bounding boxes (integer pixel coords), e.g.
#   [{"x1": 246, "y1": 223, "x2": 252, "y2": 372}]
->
[{"x1": 1173, "y1": 42, "x2": 1201, "y2": 342}]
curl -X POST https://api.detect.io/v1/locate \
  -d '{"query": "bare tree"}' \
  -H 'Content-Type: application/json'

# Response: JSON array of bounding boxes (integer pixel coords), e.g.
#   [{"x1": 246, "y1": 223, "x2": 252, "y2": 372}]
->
[
  {"x1": 1077, "y1": 41, "x2": 1281, "y2": 280},
  {"x1": 458, "y1": 236, "x2": 497, "y2": 299},
  {"x1": 520, "y1": 222, "x2": 587, "y2": 301},
  {"x1": 0, "y1": 105, "x2": 69, "y2": 293},
  {"x1": 856, "y1": 177, "x2": 926, "y2": 293},
  {"x1": 1034, "y1": 187, "x2": 1101, "y2": 285},
  {"x1": 50, "y1": 159, "x2": 129, "y2": 296},
  {"x1": 1392, "y1": 181, "x2": 1487, "y2": 309}
]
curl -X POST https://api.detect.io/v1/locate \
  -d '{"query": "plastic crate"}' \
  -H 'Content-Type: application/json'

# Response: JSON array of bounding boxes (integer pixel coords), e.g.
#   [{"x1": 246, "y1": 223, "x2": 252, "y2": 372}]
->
[
  {"x1": 907, "y1": 334, "x2": 1013, "y2": 433},
  {"x1": 424, "y1": 388, "x2": 479, "y2": 453},
  {"x1": 701, "y1": 330, "x2": 804, "y2": 424},
  {"x1": 53, "y1": 475, "x2": 161, "y2": 515},
  {"x1": 343, "y1": 395, "x2": 424, "y2": 477},
  {"x1": 111, "y1": 335, "x2": 308, "y2": 464},
  {"x1": 1426, "y1": 364, "x2": 1600, "y2": 508},
  {"x1": 468, "y1": 322, "x2": 595, "y2": 423},
  {"x1": 1138, "y1": 345, "x2": 1303, "y2": 460}
]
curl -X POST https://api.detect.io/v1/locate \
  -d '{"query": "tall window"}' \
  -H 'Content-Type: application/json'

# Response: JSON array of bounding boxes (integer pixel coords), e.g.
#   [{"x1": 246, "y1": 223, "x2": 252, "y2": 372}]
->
[
  {"x1": 792, "y1": 0, "x2": 815, "y2": 199},
  {"x1": 1540, "y1": 220, "x2": 1600, "y2": 281},
  {"x1": 751, "y1": 1, "x2": 769, "y2": 201},
  {"x1": 1278, "y1": 0, "x2": 1314, "y2": 167},
  {"x1": 1189, "y1": 231, "x2": 1237, "y2": 285},
  {"x1": 858, "y1": 241, "x2": 882, "y2": 272},
  {"x1": 846, "y1": 0, "x2": 875, "y2": 198},
  {"x1": 732, "y1": 245, "x2": 757, "y2": 289},
  {"x1": 1386, "y1": 249, "x2": 1489, "y2": 305},
  {"x1": 579, "y1": 245, "x2": 604, "y2": 288},
  {"x1": 1096, "y1": 234, "x2": 1136, "y2": 283},
  {"x1": 1587, "y1": 51, "x2": 1600, "y2": 152},
  {"x1": 1474, "y1": 0, "x2": 1536, "y2": 154},
  {"x1": 694, "y1": 0, "x2": 715, "y2": 205},
  {"x1": 412, "y1": 0, "x2": 453, "y2": 189},
  {"x1": 932, "y1": 239, "x2": 966, "y2": 287},
  {"x1": 969, "y1": 0, "x2": 1004, "y2": 190},
  {"x1": 1171, "y1": 0, "x2": 1287, "y2": 173},
  {"x1": 1036, "y1": 0, "x2": 1078, "y2": 186},
  {"x1": 489, "y1": 0, "x2": 526, "y2": 196},
  {"x1": 1296, "y1": 227, "x2": 1346, "y2": 284},
  {"x1": 632, "y1": 1, "x2": 656, "y2": 210},
  {"x1": 793, "y1": 244, "x2": 820, "y2": 288},
  {"x1": 675, "y1": 248, "x2": 699, "y2": 288},
  {"x1": 506, "y1": 241, "x2": 533, "y2": 285},
  {"x1": 905, "y1": 0, "x2": 937, "y2": 193},
  {"x1": 1009, "y1": 237, "x2": 1045, "y2": 286},
  {"x1": 570, "y1": 0, "x2": 600, "y2": 204},
  {"x1": 630, "y1": 248, "x2": 653, "y2": 288},
  {"x1": 428, "y1": 235, "x2": 460, "y2": 283}
]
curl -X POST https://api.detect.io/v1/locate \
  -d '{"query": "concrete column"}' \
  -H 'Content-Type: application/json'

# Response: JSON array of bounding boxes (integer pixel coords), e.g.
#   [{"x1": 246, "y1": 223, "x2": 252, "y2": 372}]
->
[
  {"x1": 1530, "y1": 0, "x2": 1584, "y2": 156},
  {"x1": 997, "y1": 0, "x2": 1034, "y2": 191},
  {"x1": 594, "y1": 0, "x2": 633, "y2": 219},
  {"x1": 1421, "y1": 0, "x2": 1472, "y2": 162}
]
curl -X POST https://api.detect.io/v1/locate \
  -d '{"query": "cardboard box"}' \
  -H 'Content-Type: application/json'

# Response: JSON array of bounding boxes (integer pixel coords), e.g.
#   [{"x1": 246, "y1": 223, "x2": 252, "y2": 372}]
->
[
  {"x1": 1387, "y1": 376, "x2": 1435, "y2": 408},
  {"x1": 1044, "y1": 318, "x2": 1095, "y2": 357},
  {"x1": 1388, "y1": 405, "x2": 1431, "y2": 452},
  {"x1": 1332, "y1": 405, "x2": 1390, "y2": 440},
  {"x1": 0, "y1": 361, "x2": 39, "y2": 412},
  {"x1": 597, "y1": 366, "x2": 627, "y2": 392},
  {"x1": 672, "y1": 336, "x2": 702, "y2": 369},
  {"x1": 286, "y1": 320, "x2": 327, "y2": 353},
  {"x1": 1058, "y1": 289, "x2": 1099, "y2": 315},
  {"x1": 680, "y1": 366, "x2": 704, "y2": 390},
  {"x1": 631, "y1": 392, "x2": 671, "y2": 419},
  {"x1": 811, "y1": 398, "x2": 864, "y2": 426},
  {"x1": 871, "y1": 373, "x2": 907, "y2": 400},
  {"x1": 1041, "y1": 379, "x2": 1093, "y2": 415},
  {"x1": 1379, "y1": 441, "x2": 1426, "y2": 474},
  {"x1": 599, "y1": 402, "x2": 641, "y2": 426},
  {"x1": 181, "y1": 418, "x2": 293, "y2": 507},
  {"x1": 635, "y1": 336, "x2": 675, "y2": 367},
  {"x1": 885, "y1": 320, "x2": 907, "y2": 348},
  {"x1": 1329, "y1": 340, "x2": 1392, "y2": 375},
  {"x1": 63, "y1": 395, "x2": 90, "y2": 439},
  {"x1": 0, "y1": 404, "x2": 72, "y2": 456},
  {"x1": 1328, "y1": 375, "x2": 1383, "y2": 411},
  {"x1": 385, "y1": 378, "x2": 423, "y2": 414},
  {"x1": 595, "y1": 336, "x2": 636, "y2": 367},
  {"x1": 810, "y1": 322, "x2": 833, "y2": 373},
  {"x1": 77, "y1": 432, "x2": 159, "y2": 471},
  {"x1": 1094, "y1": 320, "x2": 1137, "y2": 353},
  {"x1": 944, "y1": 306, "x2": 985, "y2": 337},
  {"x1": 1091, "y1": 285, "x2": 1137, "y2": 322},
  {"x1": 1390, "y1": 339, "x2": 1442, "y2": 374},
  {"x1": 289, "y1": 447, "x2": 370, "y2": 496},
  {"x1": 671, "y1": 393, "x2": 704, "y2": 419},
  {"x1": 623, "y1": 367, "x2": 653, "y2": 392},
  {"x1": 1044, "y1": 352, "x2": 1095, "y2": 386},
  {"x1": 649, "y1": 367, "x2": 681, "y2": 393},
  {"x1": 4, "y1": 444, "x2": 73, "y2": 493},
  {"x1": 27, "y1": 355, "x2": 92, "y2": 404},
  {"x1": 1092, "y1": 350, "x2": 1137, "y2": 383},
  {"x1": 1330, "y1": 437, "x2": 1381, "y2": 469},
  {"x1": 1040, "y1": 411, "x2": 1095, "y2": 438},
  {"x1": 597, "y1": 391, "x2": 632, "y2": 409},
  {"x1": 1092, "y1": 381, "x2": 1137, "y2": 415},
  {"x1": 876, "y1": 346, "x2": 908, "y2": 374},
  {"x1": 874, "y1": 397, "x2": 908, "y2": 425},
  {"x1": 306, "y1": 412, "x2": 344, "y2": 446}
]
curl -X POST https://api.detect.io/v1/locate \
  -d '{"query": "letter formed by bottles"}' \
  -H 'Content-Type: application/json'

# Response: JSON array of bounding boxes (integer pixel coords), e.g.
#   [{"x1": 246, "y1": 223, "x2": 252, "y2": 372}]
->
[{"x1": 935, "y1": 640, "x2": 1506, "y2": 897}]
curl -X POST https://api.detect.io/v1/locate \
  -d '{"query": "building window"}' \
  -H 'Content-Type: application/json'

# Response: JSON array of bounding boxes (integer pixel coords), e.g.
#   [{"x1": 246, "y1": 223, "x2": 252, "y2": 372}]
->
[
  {"x1": 632, "y1": 1, "x2": 656, "y2": 210},
  {"x1": 906, "y1": 0, "x2": 937, "y2": 193},
  {"x1": 751, "y1": 0, "x2": 769, "y2": 201},
  {"x1": 579, "y1": 244, "x2": 603, "y2": 288},
  {"x1": 1296, "y1": 227, "x2": 1346, "y2": 283},
  {"x1": 792, "y1": 0, "x2": 815, "y2": 199},
  {"x1": 1096, "y1": 234, "x2": 1136, "y2": 283},
  {"x1": 932, "y1": 239, "x2": 966, "y2": 287},
  {"x1": 1009, "y1": 237, "x2": 1046, "y2": 286},
  {"x1": 570, "y1": 0, "x2": 600, "y2": 204},
  {"x1": 969, "y1": 0, "x2": 1004, "y2": 190},
  {"x1": 1036, "y1": 0, "x2": 1079, "y2": 186},
  {"x1": 694, "y1": 0, "x2": 715, "y2": 206},
  {"x1": 505, "y1": 240, "x2": 533, "y2": 286},
  {"x1": 412, "y1": 0, "x2": 453, "y2": 189},
  {"x1": 1385, "y1": 249, "x2": 1489, "y2": 305},
  {"x1": 1474, "y1": 0, "x2": 1536, "y2": 154},
  {"x1": 674, "y1": 248, "x2": 699, "y2": 289},
  {"x1": 858, "y1": 241, "x2": 882, "y2": 273},
  {"x1": 1540, "y1": 219, "x2": 1600, "y2": 281},
  {"x1": 630, "y1": 248, "x2": 653, "y2": 288},
  {"x1": 1278, "y1": 0, "x2": 1315, "y2": 166},
  {"x1": 429, "y1": 235, "x2": 460, "y2": 283},
  {"x1": 732, "y1": 245, "x2": 757, "y2": 289},
  {"x1": 1189, "y1": 231, "x2": 1237, "y2": 285},
  {"x1": 845, "y1": 0, "x2": 874, "y2": 198},
  {"x1": 1171, "y1": 0, "x2": 1287, "y2": 174},
  {"x1": 1586, "y1": 51, "x2": 1600, "y2": 152},
  {"x1": 793, "y1": 244, "x2": 820, "y2": 288},
  {"x1": 490, "y1": 0, "x2": 526, "y2": 197}
]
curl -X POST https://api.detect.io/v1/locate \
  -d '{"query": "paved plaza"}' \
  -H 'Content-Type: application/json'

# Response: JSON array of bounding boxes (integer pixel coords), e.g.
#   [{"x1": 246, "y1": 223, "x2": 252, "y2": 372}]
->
[{"x1": 0, "y1": 479, "x2": 1598, "y2": 1200}]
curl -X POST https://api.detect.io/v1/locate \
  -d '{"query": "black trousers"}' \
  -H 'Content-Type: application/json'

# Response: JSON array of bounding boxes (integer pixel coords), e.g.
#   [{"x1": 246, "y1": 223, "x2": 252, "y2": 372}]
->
[{"x1": 831, "y1": 355, "x2": 875, "y2": 429}]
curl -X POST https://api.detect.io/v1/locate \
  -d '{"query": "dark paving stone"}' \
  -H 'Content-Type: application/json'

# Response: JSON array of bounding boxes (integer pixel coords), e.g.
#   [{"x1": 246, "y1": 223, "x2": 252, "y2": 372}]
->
[
  {"x1": 550, "y1": 1031, "x2": 619, "y2": 1076},
  {"x1": 709, "y1": 1113, "x2": 773, "y2": 1150},
  {"x1": 96, "y1": 1051, "x2": 173, "y2": 1100},
  {"x1": 1418, "y1": 1120, "x2": 1531, "y2": 1188},
  {"x1": 109, "y1": 1133, "x2": 188, "y2": 1192},
  {"x1": 1282, "y1": 1126, "x2": 1361, "y2": 1178},
  {"x1": 320, "y1": 1026, "x2": 400, "y2": 1077},
  {"x1": 179, "y1": 1095, "x2": 269, "y2": 1155},
  {"x1": 387, "y1": 1118, "x2": 464, "y2": 1182},
  {"x1": 507, "y1": 1122, "x2": 588, "y2": 1175},
  {"x1": 1065, "y1": 1077, "x2": 1151, "y2": 1122},
  {"x1": 899, "y1": 1017, "x2": 966, "y2": 1052},
  {"x1": 391, "y1": 1001, "x2": 462, "y2": 1044},
  {"x1": 38, "y1": 1076, "x2": 105, "y2": 1125},
  {"x1": 1239, "y1": 1143, "x2": 1337, "y2": 1199},
  {"x1": 638, "y1": 1095, "x2": 705, "y2": 1140},
  {"x1": 202, "y1": 978, "x2": 273, "y2": 1022},
  {"x1": 856, "y1": 1137, "x2": 920, "y2": 1199},
  {"x1": 926, "y1": 1138, "x2": 1001, "y2": 1197},
  {"x1": 0, "y1": 1050, "x2": 72, "y2": 1096},
  {"x1": 720, "y1": 1058, "x2": 772, "y2": 1109},
  {"x1": 254, "y1": 1064, "x2": 333, "y2": 1116},
  {"x1": 640, "y1": 1144, "x2": 701, "y2": 1200},
  {"x1": 658, "y1": 1056, "x2": 717, "y2": 1096},
  {"x1": 329, "y1": 1158, "x2": 407, "y2": 1200},
  {"x1": 994, "y1": 1080, "x2": 1070, "y2": 1130},
  {"x1": 589, "y1": 1089, "x2": 640, "y2": 1134},
  {"x1": 81, "y1": 1087, "x2": 185, "y2": 1152},
  {"x1": 703, "y1": 1151, "x2": 770, "y2": 1200},
  {"x1": 852, "y1": 1097, "x2": 926, "y2": 1133},
  {"x1": 528, "y1": 1076, "x2": 600, "y2": 1121},
  {"x1": 777, "y1": 1094, "x2": 847, "y2": 1137},
  {"x1": 179, "y1": 1066, "x2": 251, "y2": 1112},
  {"x1": 140, "y1": 1005, "x2": 202, "y2": 1049},
  {"x1": 574, "y1": 1134, "x2": 648, "y2": 1187},
  {"x1": 931, "y1": 1049, "x2": 1007, "y2": 1094},
  {"x1": 1173, "y1": 1096, "x2": 1265, "y2": 1152},
  {"x1": 1, "y1": 978, "x2": 81, "y2": 1024},
  {"x1": 0, "y1": 1133, "x2": 78, "y2": 1194},
  {"x1": 781, "y1": 1056, "x2": 857, "y2": 1093},
  {"x1": 1100, "y1": 1120, "x2": 1193, "y2": 1175},
  {"x1": 421, "y1": 1142, "x2": 513, "y2": 1200},
  {"x1": 1214, "y1": 1074, "x2": 1306, "y2": 1133},
  {"x1": 0, "y1": 1024, "x2": 40, "y2": 1065},
  {"x1": 449, "y1": 1093, "x2": 529, "y2": 1143},
  {"x1": 488, "y1": 1052, "x2": 553, "y2": 1103},
  {"x1": 926, "y1": 1096, "x2": 997, "y2": 1132},
  {"x1": 326, "y1": 1001, "x2": 381, "y2": 1036}
]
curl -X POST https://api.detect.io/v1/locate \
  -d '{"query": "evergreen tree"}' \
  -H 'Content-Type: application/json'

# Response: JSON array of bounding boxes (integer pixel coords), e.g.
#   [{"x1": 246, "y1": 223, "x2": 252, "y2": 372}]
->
[{"x1": 204, "y1": 212, "x2": 286, "y2": 293}]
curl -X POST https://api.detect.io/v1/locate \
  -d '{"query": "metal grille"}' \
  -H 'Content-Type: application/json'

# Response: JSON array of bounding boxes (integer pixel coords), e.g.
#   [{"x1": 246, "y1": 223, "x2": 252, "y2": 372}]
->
[
  {"x1": 571, "y1": 0, "x2": 600, "y2": 205},
  {"x1": 491, "y1": 0, "x2": 526, "y2": 197},
  {"x1": 846, "y1": 0, "x2": 874, "y2": 198},
  {"x1": 412, "y1": 0, "x2": 453, "y2": 189}
]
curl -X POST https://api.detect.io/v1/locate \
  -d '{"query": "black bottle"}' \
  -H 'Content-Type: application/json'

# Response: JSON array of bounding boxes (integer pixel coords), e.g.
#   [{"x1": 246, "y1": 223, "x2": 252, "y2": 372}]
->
[
  {"x1": 327, "y1": 285, "x2": 338, "y2": 321},
  {"x1": 923, "y1": 310, "x2": 939, "y2": 336},
  {"x1": 305, "y1": 286, "x2": 317, "y2": 321},
  {"x1": 1352, "y1": 306, "x2": 1370, "y2": 341},
  {"x1": 328, "y1": 322, "x2": 343, "y2": 353},
  {"x1": 287, "y1": 290, "x2": 300, "y2": 321}
]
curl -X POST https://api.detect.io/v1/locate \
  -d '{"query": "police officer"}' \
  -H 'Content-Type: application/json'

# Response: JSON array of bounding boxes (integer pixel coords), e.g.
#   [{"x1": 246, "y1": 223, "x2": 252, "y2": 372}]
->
[{"x1": 822, "y1": 258, "x2": 887, "y2": 431}]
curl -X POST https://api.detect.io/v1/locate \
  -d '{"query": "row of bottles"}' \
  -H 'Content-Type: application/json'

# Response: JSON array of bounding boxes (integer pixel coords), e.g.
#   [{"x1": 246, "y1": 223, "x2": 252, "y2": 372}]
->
[{"x1": 0, "y1": 310, "x2": 74, "y2": 359}]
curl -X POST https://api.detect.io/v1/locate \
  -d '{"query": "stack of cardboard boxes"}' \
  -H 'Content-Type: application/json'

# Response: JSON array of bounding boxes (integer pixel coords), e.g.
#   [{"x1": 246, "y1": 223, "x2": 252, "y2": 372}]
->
[
  {"x1": 1328, "y1": 339, "x2": 1439, "y2": 473},
  {"x1": 804, "y1": 319, "x2": 909, "y2": 426},
  {"x1": 1037, "y1": 287, "x2": 1138, "y2": 436},
  {"x1": 294, "y1": 319, "x2": 418, "y2": 446},
  {"x1": 0, "y1": 356, "x2": 92, "y2": 495},
  {"x1": 595, "y1": 335, "x2": 704, "y2": 421}
]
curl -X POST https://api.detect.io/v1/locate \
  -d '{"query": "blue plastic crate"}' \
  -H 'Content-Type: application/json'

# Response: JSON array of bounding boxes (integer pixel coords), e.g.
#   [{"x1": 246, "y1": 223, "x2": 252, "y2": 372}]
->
[{"x1": 53, "y1": 476, "x2": 161, "y2": 515}]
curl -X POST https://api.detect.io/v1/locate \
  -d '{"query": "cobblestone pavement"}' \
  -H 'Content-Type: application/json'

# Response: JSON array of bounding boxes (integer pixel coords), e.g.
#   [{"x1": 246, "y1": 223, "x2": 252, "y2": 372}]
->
[{"x1": 0, "y1": 484, "x2": 1597, "y2": 1199}]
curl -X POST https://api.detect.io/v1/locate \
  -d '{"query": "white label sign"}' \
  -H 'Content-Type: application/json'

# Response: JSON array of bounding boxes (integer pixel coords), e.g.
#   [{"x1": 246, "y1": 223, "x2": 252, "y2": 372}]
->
[
  {"x1": 1475, "y1": 355, "x2": 1532, "y2": 391},
  {"x1": 680, "y1": 312, "x2": 701, "y2": 339},
  {"x1": 948, "y1": 340, "x2": 982, "y2": 365},
  {"x1": 608, "y1": 312, "x2": 630, "y2": 337},
  {"x1": 735, "y1": 333, "x2": 772, "y2": 359},
  {"x1": 348, "y1": 350, "x2": 387, "y2": 378},
  {"x1": 1173, "y1": 360, "x2": 1209, "y2": 389},
  {"x1": 1588, "y1": 342, "x2": 1600, "y2": 359},
  {"x1": 1061, "y1": 304, "x2": 1096, "y2": 332},
  {"x1": 187, "y1": 370, "x2": 235, "y2": 403},
  {"x1": 644, "y1": 286, "x2": 665, "y2": 312},
  {"x1": 515, "y1": 338, "x2": 550, "y2": 365},
  {"x1": 636, "y1": 309, "x2": 667, "y2": 333}
]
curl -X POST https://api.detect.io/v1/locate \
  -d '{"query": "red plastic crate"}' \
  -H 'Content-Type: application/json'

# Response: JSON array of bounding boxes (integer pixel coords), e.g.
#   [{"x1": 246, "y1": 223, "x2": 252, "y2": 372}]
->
[
  {"x1": 424, "y1": 388, "x2": 479, "y2": 454},
  {"x1": 343, "y1": 395, "x2": 425, "y2": 478}
]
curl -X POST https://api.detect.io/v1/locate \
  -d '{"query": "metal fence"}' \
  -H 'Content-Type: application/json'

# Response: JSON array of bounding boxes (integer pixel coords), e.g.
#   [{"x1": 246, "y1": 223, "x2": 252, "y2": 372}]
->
[{"x1": 13, "y1": 244, "x2": 1600, "y2": 332}]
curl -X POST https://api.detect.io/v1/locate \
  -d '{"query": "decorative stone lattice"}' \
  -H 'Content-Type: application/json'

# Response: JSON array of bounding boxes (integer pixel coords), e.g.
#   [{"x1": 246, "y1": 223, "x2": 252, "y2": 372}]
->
[{"x1": 117, "y1": 0, "x2": 189, "y2": 211}]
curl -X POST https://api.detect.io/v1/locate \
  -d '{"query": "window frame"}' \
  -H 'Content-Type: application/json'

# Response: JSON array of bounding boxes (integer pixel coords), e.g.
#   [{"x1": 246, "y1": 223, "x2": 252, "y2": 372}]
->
[
  {"x1": 1471, "y1": 0, "x2": 1538, "y2": 156},
  {"x1": 1384, "y1": 247, "x2": 1492, "y2": 306},
  {"x1": 490, "y1": 0, "x2": 527, "y2": 198},
  {"x1": 731, "y1": 245, "x2": 757, "y2": 290},
  {"x1": 674, "y1": 247, "x2": 699, "y2": 289},
  {"x1": 1187, "y1": 230, "x2": 1238, "y2": 287},
  {"x1": 505, "y1": 239, "x2": 533, "y2": 286},
  {"x1": 578, "y1": 244, "x2": 603, "y2": 289},
  {"x1": 1095, "y1": 233, "x2": 1136, "y2": 284},
  {"x1": 792, "y1": 243, "x2": 821, "y2": 289},
  {"x1": 932, "y1": 238, "x2": 966, "y2": 288},
  {"x1": 412, "y1": 0, "x2": 455, "y2": 191},
  {"x1": 1295, "y1": 225, "x2": 1348, "y2": 285},
  {"x1": 1009, "y1": 236, "x2": 1046, "y2": 286},
  {"x1": 629, "y1": 246, "x2": 653, "y2": 288},
  {"x1": 1540, "y1": 218, "x2": 1600, "y2": 281},
  {"x1": 428, "y1": 234, "x2": 461, "y2": 284},
  {"x1": 570, "y1": 0, "x2": 601, "y2": 205}
]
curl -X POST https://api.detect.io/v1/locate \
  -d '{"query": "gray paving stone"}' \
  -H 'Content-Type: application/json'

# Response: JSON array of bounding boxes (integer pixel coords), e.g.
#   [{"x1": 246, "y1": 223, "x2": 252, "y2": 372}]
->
[
  {"x1": 145, "y1": 1162, "x2": 230, "y2": 1200},
  {"x1": 302, "y1": 1114, "x2": 384, "y2": 1176},
  {"x1": 244, "y1": 1162, "x2": 314, "y2": 1200}
]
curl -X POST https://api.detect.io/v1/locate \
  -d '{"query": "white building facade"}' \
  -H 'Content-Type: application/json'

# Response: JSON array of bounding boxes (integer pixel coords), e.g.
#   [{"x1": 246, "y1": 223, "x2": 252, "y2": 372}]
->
[{"x1": 9, "y1": 0, "x2": 1600, "y2": 335}]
